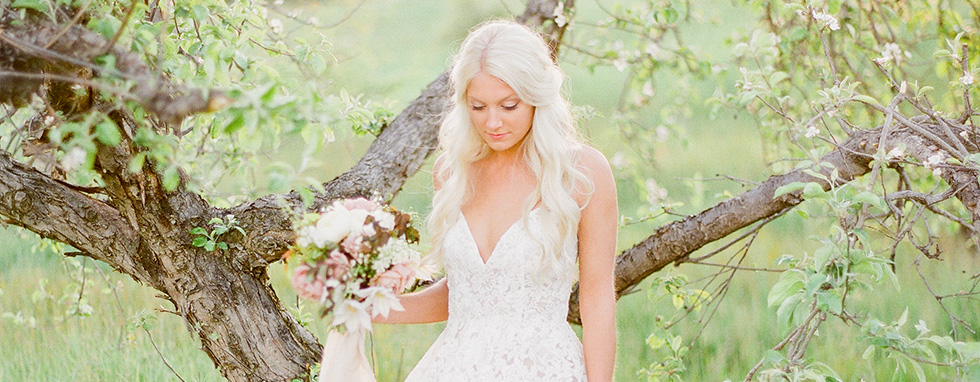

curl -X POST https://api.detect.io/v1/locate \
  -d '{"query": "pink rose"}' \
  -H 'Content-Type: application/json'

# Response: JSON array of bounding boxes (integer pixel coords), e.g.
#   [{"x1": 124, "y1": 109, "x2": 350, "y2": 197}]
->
[
  {"x1": 291, "y1": 264, "x2": 328, "y2": 302},
  {"x1": 324, "y1": 250, "x2": 351, "y2": 279},
  {"x1": 341, "y1": 234, "x2": 367, "y2": 256},
  {"x1": 373, "y1": 263, "x2": 416, "y2": 293},
  {"x1": 343, "y1": 197, "x2": 377, "y2": 211}
]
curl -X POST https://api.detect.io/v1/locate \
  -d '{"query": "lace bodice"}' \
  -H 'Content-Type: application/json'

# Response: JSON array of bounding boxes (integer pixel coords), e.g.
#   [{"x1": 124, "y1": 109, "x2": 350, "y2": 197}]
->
[{"x1": 404, "y1": 209, "x2": 587, "y2": 381}]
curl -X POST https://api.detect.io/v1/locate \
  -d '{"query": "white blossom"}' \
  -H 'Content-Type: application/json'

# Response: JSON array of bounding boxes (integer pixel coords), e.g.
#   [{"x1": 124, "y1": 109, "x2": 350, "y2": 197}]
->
[
  {"x1": 811, "y1": 9, "x2": 839, "y2": 31},
  {"x1": 60, "y1": 147, "x2": 87, "y2": 173},
  {"x1": 269, "y1": 19, "x2": 283, "y2": 34},
  {"x1": 613, "y1": 57, "x2": 628, "y2": 72},
  {"x1": 914, "y1": 320, "x2": 930, "y2": 336},
  {"x1": 656, "y1": 126, "x2": 670, "y2": 142},
  {"x1": 879, "y1": 43, "x2": 910, "y2": 65},
  {"x1": 885, "y1": 147, "x2": 905, "y2": 160},
  {"x1": 372, "y1": 210, "x2": 396, "y2": 230},
  {"x1": 609, "y1": 151, "x2": 628, "y2": 170},
  {"x1": 357, "y1": 287, "x2": 404, "y2": 319},
  {"x1": 331, "y1": 300, "x2": 372, "y2": 332},
  {"x1": 804, "y1": 125, "x2": 820, "y2": 138},
  {"x1": 642, "y1": 80, "x2": 655, "y2": 97},
  {"x1": 553, "y1": 1, "x2": 567, "y2": 27},
  {"x1": 375, "y1": 239, "x2": 419, "y2": 271},
  {"x1": 960, "y1": 73, "x2": 975, "y2": 86},
  {"x1": 411, "y1": 256, "x2": 439, "y2": 281},
  {"x1": 924, "y1": 153, "x2": 946, "y2": 176},
  {"x1": 645, "y1": 179, "x2": 668, "y2": 206}
]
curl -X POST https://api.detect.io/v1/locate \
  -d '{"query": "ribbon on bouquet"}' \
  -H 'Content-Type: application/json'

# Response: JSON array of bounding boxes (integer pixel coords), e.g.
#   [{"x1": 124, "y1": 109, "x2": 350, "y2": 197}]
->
[{"x1": 319, "y1": 328, "x2": 376, "y2": 382}]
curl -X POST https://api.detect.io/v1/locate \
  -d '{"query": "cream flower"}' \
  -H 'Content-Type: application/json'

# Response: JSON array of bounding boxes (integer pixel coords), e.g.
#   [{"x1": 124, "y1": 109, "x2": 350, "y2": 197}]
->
[
  {"x1": 332, "y1": 300, "x2": 372, "y2": 332},
  {"x1": 357, "y1": 287, "x2": 405, "y2": 318},
  {"x1": 313, "y1": 204, "x2": 352, "y2": 246}
]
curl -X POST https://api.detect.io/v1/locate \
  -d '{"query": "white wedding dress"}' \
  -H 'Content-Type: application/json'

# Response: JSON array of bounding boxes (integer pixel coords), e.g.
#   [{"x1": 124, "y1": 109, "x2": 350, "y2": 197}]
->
[{"x1": 404, "y1": 209, "x2": 587, "y2": 381}]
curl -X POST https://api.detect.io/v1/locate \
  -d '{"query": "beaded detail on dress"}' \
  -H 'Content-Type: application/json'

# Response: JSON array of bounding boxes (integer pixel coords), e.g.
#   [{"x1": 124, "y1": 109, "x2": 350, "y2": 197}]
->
[{"x1": 404, "y1": 209, "x2": 586, "y2": 382}]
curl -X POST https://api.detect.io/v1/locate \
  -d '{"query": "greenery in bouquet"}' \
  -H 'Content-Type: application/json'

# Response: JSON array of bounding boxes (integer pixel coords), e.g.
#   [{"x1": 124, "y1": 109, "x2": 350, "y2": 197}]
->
[{"x1": 284, "y1": 197, "x2": 432, "y2": 333}]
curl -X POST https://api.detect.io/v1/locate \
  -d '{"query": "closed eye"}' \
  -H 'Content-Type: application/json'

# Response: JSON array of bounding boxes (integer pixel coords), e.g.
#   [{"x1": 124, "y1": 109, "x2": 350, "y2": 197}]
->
[
  {"x1": 470, "y1": 105, "x2": 485, "y2": 111},
  {"x1": 503, "y1": 102, "x2": 519, "y2": 111}
]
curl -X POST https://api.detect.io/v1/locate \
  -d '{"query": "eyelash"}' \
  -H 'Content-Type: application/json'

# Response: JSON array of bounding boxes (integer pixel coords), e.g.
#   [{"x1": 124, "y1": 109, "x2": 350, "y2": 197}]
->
[{"x1": 471, "y1": 103, "x2": 519, "y2": 111}]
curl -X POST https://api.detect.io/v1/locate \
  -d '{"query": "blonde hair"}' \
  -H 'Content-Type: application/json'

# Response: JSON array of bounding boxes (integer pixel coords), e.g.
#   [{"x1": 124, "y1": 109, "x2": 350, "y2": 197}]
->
[{"x1": 427, "y1": 19, "x2": 592, "y2": 273}]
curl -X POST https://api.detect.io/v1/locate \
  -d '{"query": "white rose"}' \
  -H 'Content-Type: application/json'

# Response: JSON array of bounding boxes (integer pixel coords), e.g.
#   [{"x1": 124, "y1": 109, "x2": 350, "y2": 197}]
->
[
  {"x1": 347, "y1": 209, "x2": 370, "y2": 236},
  {"x1": 312, "y1": 206, "x2": 352, "y2": 246},
  {"x1": 373, "y1": 211, "x2": 396, "y2": 230}
]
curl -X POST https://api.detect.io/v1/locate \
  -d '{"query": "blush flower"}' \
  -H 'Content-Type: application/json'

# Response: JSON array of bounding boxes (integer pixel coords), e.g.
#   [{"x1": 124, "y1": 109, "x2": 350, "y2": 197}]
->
[
  {"x1": 374, "y1": 263, "x2": 416, "y2": 293},
  {"x1": 291, "y1": 264, "x2": 328, "y2": 303}
]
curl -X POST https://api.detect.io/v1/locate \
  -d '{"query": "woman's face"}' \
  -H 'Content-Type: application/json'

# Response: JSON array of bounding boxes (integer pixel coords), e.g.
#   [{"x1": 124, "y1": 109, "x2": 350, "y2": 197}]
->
[{"x1": 466, "y1": 71, "x2": 534, "y2": 156}]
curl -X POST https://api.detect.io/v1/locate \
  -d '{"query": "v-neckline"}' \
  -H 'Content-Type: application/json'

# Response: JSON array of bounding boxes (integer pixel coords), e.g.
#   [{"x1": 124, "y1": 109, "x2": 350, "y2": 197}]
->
[{"x1": 459, "y1": 209, "x2": 538, "y2": 266}]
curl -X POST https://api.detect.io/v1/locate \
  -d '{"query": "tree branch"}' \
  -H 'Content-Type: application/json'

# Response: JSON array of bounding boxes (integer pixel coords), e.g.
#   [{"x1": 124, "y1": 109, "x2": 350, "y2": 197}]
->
[
  {"x1": 567, "y1": 122, "x2": 979, "y2": 323},
  {"x1": 0, "y1": 10, "x2": 227, "y2": 125}
]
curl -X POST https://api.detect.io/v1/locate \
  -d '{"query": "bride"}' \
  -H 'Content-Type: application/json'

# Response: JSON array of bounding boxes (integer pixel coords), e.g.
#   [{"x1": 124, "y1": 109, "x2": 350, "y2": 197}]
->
[{"x1": 375, "y1": 19, "x2": 618, "y2": 381}]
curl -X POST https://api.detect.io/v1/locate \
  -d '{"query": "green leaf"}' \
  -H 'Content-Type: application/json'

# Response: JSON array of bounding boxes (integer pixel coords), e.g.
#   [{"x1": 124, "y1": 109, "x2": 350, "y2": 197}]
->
[
  {"x1": 777, "y1": 294, "x2": 804, "y2": 332},
  {"x1": 94, "y1": 120, "x2": 122, "y2": 146},
  {"x1": 192, "y1": 237, "x2": 208, "y2": 247},
  {"x1": 852, "y1": 94, "x2": 880, "y2": 106},
  {"x1": 128, "y1": 153, "x2": 146, "y2": 173},
  {"x1": 763, "y1": 349, "x2": 786, "y2": 366},
  {"x1": 768, "y1": 271, "x2": 804, "y2": 307},
  {"x1": 162, "y1": 166, "x2": 180, "y2": 191},
  {"x1": 217, "y1": 242, "x2": 228, "y2": 250},
  {"x1": 816, "y1": 290, "x2": 842, "y2": 314},
  {"x1": 189, "y1": 227, "x2": 207, "y2": 235},
  {"x1": 12, "y1": 0, "x2": 49, "y2": 13},
  {"x1": 204, "y1": 241, "x2": 216, "y2": 252},
  {"x1": 774, "y1": 182, "x2": 807, "y2": 198},
  {"x1": 803, "y1": 182, "x2": 828, "y2": 199},
  {"x1": 853, "y1": 191, "x2": 885, "y2": 209}
]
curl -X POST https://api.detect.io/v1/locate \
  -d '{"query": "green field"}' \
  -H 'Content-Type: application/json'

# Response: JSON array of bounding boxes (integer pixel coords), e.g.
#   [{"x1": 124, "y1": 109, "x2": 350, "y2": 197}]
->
[{"x1": 2, "y1": 0, "x2": 979, "y2": 381}]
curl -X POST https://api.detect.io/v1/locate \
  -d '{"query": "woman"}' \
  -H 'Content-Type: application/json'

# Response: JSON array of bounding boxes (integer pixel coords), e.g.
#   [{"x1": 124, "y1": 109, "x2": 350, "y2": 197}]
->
[{"x1": 375, "y1": 19, "x2": 618, "y2": 381}]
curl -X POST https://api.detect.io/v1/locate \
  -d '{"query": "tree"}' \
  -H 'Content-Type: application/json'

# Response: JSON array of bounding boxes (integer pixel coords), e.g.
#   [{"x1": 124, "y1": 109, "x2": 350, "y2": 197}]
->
[{"x1": 1, "y1": 0, "x2": 978, "y2": 381}]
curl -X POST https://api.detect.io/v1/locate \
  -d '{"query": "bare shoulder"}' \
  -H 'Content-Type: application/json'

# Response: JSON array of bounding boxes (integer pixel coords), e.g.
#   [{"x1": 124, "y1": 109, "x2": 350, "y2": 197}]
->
[
  {"x1": 576, "y1": 145, "x2": 613, "y2": 178},
  {"x1": 574, "y1": 145, "x2": 616, "y2": 206}
]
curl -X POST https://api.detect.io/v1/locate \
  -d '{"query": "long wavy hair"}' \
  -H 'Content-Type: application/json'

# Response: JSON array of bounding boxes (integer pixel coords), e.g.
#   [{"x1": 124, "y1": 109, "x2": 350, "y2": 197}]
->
[{"x1": 427, "y1": 20, "x2": 593, "y2": 274}]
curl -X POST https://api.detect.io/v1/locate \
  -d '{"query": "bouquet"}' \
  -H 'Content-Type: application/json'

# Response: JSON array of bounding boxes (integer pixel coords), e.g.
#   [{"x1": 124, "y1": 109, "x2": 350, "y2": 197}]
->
[
  {"x1": 285, "y1": 197, "x2": 432, "y2": 382},
  {"x1": 286, "y1": 196, "x2": 431, "y2": 333}
]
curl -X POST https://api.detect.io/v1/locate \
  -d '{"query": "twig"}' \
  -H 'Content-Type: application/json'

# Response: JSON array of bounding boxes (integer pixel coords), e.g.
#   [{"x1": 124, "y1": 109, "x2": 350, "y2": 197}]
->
[
  {"x1": 743, "y1": 304, "x2": 821, "y2": 382},
  {"x1": 141, "y1": 326, "x2": 188, "y2": 382},
  {"x1": 0, "y1": 71, "x2": 138, "y2": 102},
  {"x1": 100, "y1": 0, "x2": 139, "y2": 55},
  {"x1": 43, "y1": 0, "x2": 95, "y2": 49},
  {"x1": 914, "y1": 256, "x2": 977, "y2": 338},
  {"x1": 960, "y1": 44, "x2": 975, "y2": 123}
]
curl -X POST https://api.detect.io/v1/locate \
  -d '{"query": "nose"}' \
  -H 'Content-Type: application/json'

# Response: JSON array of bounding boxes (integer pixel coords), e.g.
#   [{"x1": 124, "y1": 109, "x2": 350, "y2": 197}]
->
[{"x1": 486, "y1": 109, "x2": 503, "y2": 130}]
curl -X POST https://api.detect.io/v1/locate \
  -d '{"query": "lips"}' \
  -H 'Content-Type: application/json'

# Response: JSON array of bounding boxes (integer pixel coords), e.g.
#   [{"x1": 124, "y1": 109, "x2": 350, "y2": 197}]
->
[{"x1": 488, "y1": 132, "x2": 507, "y2": 140}]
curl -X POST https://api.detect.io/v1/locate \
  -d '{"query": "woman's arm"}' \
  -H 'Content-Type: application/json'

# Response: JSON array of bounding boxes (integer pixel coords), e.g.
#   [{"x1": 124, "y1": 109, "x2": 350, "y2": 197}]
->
[
  {"x1": 375, "y1": 154, "x2": 451, "y2": 325},
  {"x1": 373, "y1": 278, "x2": 449, "y2": 324},
  {"x1": 576, "y1": 146, "x2": 618, "y2": 382}
]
